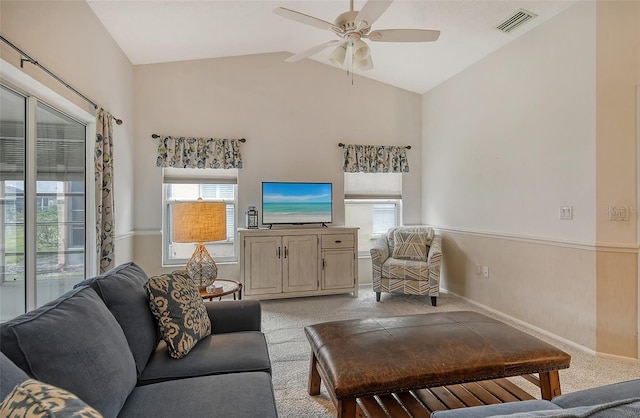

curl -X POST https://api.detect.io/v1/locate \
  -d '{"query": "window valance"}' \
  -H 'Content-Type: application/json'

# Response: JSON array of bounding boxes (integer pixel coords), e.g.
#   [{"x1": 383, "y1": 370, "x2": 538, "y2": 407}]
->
[
  {"x1": 156, "y1": 136, "x2": 243, "y2": 169},
  {"x1": 342, "y1": 144, "x2": 409, "y2": 173}
]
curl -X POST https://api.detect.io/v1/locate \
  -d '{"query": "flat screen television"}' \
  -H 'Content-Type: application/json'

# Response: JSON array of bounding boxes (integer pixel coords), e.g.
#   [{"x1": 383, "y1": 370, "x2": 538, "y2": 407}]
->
[{"x1": 262, "y1": 182, "x2": 332, "y2": 226}]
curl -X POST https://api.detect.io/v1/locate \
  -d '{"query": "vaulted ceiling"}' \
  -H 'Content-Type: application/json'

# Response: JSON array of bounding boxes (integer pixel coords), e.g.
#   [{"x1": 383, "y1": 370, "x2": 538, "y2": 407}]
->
[{"x1": 87, "y1": 0, "x2": 577, "y2": 94}]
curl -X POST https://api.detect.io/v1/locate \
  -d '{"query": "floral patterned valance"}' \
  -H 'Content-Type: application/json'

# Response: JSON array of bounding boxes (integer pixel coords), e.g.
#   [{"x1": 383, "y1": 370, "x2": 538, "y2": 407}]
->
[
  {"x1": 156, "y1": 136, "x2": 243, "y2": 169},
  {"x1": 342, "y1": 144, "x2": 409, "y2": 173}
]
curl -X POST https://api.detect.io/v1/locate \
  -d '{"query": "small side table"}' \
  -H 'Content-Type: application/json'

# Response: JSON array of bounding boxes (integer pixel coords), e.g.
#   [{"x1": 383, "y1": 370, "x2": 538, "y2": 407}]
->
[{"x1": 199, "y1": 278, "x2": 243, "y2": 301}]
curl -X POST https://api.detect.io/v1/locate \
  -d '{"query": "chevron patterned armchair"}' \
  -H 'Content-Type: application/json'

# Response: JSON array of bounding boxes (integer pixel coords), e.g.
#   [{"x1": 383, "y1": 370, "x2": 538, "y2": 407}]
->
[{"x1": 370, "y1": 226, "x2": 442, "y2": 306}]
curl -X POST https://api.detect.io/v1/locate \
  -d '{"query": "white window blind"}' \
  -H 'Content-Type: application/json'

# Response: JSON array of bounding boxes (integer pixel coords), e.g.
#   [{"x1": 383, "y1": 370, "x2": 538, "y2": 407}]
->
[
  {"x1": 162, "y1": 167, "x2": 238, "y2": 184},
  {"x1": 344, "y1": 172, "x2": 402, "y2": 199}
]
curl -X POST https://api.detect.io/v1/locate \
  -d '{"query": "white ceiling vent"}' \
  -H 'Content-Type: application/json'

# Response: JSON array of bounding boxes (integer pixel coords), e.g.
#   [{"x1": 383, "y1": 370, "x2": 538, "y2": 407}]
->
[{"x1": 496, "y1": 9, "x2": 538, "y2": 34}]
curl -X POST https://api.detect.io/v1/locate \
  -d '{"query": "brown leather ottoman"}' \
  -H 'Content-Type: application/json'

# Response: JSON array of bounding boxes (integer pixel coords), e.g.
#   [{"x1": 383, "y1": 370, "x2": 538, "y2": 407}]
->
[{"x1": 304, "y1": 311, "x2": 571, "y2": 418}]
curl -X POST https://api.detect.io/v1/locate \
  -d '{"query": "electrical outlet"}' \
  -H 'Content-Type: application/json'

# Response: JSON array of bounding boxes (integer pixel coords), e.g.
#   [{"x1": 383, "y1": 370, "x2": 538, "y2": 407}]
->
[
  {"x1": 608, "y1": 206, "x2": 629, "y2": 221},
  {"x1": 482, "y1": 266, "x2": 490, "y2": 279}
]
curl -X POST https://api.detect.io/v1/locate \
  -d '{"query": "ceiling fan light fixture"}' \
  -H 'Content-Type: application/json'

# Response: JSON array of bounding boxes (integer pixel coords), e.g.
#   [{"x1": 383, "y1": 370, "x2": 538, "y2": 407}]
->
[
  {"x1": 353, "y1": 55, "x2": 373, "y2": 71},
  {"x1": 353, "y1": 39, "x2": 370, "y2": 61},
  {"x1": 329, "y1": 45, "x2": 347, "y2": 67}
]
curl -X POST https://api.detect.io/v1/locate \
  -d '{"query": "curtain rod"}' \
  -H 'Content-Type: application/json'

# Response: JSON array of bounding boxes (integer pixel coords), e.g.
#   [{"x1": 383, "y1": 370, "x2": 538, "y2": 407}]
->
[
  {"x1": 151, "y1": 134, "x2": 246, "y2": 142},
  {"x1": 338, "y1": 142, "x2": 411, "y2": 150},
  {"x1": 0, "y1": 34, "x2": 123, "y2": 125}
]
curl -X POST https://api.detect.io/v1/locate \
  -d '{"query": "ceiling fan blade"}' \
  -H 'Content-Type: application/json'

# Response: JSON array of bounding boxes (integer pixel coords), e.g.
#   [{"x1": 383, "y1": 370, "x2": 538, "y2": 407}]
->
[
  {"x1": 366, "y1": 29, "x2": 441, "y2": 42},
  {"x1": 285, "y1": 40, "x2": 344, "y2": 63},
  {"x1": 274, "y1": 7, "x2": 341, "y2": 32},
  {"x1": 354, "y1": 0, "x2": 394, "y2": 28}
]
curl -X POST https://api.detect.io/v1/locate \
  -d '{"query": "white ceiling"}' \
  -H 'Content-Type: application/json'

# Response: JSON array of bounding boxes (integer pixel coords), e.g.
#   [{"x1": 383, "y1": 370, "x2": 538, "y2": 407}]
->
[{"x1": 87, "y1": 0, "x2": 577, "y2": 94}]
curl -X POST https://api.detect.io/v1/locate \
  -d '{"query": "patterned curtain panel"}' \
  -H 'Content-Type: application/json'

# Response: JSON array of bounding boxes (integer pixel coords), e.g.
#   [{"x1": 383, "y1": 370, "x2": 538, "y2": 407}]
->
[
  {"x1": 342, "y1": 144, "x2": 410, "y2": 173},
  {"x1": 156, "y1": 136, "x2": 243, "y2": 169},
  {"x1": 95, "y1": 109, "x2": 115, "y2": 273}
]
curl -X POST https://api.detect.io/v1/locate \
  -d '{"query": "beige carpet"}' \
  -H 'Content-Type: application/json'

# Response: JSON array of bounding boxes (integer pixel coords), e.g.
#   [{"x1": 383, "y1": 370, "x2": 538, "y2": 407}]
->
[{"x1": 260, "y1": 287, "x2": 640, "y2": 418}]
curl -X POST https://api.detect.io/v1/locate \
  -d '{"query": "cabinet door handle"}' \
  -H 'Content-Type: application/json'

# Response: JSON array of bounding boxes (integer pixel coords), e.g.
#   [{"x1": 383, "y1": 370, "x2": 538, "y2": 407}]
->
[
  {"x1": 277, "y1": 247, "x2": 281, "y2": 259},
  {"x1": 335, "y1": 240, "x2": 342, "y2": 243},
  {"x1": 284, "y1": 247, "x2": 288, "y2": 258}
]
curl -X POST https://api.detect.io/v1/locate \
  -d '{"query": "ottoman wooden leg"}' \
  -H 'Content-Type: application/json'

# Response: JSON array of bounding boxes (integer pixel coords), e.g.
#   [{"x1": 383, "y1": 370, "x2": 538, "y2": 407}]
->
[
  {"x1": 337, "y1": 398, "x2": 357, "y2": 418},
  {"x1": 540, "y1": 370, "x2": 562, "y2": 400},
  {"x1": 308, "y1": 352, "x2": 321, "y2": 395}
]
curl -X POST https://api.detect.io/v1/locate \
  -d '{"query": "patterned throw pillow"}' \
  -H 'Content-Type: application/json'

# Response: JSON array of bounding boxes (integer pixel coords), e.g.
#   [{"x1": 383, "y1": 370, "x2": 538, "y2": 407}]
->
[
  {"x1": 144, "y1": 271, "x2": 211, "y2": 359},
  {"x1": 392, "y1": 230, "x2": 429, "y2": 261},
  {"x1": 0, "y1": 379, "x2": 103, "y2": 418}
]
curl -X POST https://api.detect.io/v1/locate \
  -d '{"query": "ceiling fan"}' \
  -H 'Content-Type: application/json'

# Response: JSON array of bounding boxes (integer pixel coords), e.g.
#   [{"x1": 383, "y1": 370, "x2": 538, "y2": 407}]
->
[{"x1": 274, "y1": 0, "x2": 440, "y2": 73}]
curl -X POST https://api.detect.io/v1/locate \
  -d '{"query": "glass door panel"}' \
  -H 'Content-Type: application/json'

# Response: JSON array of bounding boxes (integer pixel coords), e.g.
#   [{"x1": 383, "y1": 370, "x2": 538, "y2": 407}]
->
[
  {"x1": 35, "y1": 103, "x2": 86, "y2": 306},
  {"x1": 0, "y1": 86, "x2": 27, "y2": 321}
]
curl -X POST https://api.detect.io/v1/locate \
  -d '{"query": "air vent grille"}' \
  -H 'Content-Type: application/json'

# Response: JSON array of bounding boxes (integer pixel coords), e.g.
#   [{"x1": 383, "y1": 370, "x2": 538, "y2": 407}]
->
[{"x1": 496, "y1": 9, "x2": 537, "y2": 33}]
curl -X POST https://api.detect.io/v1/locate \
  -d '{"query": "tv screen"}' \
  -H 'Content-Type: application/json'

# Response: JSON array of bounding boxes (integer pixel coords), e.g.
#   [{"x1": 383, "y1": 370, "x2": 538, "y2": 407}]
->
[{"x1": 262, "y1": 182, "x2": 332, "y2": 226}]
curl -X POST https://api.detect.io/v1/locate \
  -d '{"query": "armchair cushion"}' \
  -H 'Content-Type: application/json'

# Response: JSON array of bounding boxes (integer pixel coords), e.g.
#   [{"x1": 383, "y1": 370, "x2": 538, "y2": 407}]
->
[{"x1": 392, "y1": 230, "x2": 429, "y2": 261}]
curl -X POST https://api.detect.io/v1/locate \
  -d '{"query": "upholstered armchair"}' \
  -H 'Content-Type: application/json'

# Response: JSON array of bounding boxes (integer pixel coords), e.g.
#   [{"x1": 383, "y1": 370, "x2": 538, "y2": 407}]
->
[{"x1": 370, "y1": 226, "x2": 442, "y2": 306}]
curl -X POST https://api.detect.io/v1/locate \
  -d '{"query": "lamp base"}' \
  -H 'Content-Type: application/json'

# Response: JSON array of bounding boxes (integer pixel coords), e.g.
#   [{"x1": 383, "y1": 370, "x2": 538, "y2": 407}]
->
[{"x1": 185, "y1": 243, "x2": 218, "y2": 289}]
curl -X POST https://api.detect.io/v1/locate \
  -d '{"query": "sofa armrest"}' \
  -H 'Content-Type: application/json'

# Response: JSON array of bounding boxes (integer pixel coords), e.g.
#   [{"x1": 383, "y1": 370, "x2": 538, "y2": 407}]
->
[{"x1": 206, "y1": 300, "x2": 262, "y2": 334}]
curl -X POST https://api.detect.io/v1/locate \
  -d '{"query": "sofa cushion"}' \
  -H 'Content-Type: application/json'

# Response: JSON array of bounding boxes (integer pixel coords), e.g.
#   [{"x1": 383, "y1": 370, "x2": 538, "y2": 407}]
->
[
  {"x1": 0, "y1": 379, "x2": 103, "y2": 418},
  {"x1": 0, "y1": 353, "x2": 29, "y2": 400},
  {"x1": 430, "y1": 400, "x2": 561, "y2": 418},
  {"x1": 490, "y1": 398, "x2": 640, "y2": 418},
  {"x1": 392, "y1": 230, "x2": 429, "y2": 261},
  {"x1": 75, "y1": 262, "x2": 158, "y2": 376},
  {"x1": 552, "y1": 379, "x2": 640, "y2": 409},
  {"x1": 144, "y1": 271, "x2": 211, "y2": 359},
  {"x1": 0, "y1": 286, "x2": 137, "y2": 418},
  {"x1": 119, "y1": 372, "x2": 278, "y2": 418},
  {"x1": 139, "y1": 331, "x2": 271, "y2": 385}
]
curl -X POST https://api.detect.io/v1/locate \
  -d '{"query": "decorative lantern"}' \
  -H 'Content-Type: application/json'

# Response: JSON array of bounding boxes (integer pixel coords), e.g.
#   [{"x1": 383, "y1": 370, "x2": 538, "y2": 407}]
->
[{"x1": 246, "y1": 206, "x2": 259, "y2": 229}]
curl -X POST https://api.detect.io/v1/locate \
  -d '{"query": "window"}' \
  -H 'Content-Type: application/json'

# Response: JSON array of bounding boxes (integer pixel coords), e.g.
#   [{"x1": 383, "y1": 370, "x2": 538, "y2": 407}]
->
[
  {"x1": 344, "y1": 173, "x2": 402, "y2": 257},
  {"x1": 162, "y1": 168, "x2": 238, "y2": 266}
]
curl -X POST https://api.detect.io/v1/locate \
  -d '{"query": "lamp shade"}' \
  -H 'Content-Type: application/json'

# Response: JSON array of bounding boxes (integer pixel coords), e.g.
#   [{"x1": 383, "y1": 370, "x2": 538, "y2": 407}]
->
[
  {"x1": 329, "y1": 45, "x2": 347, "y2": 67},
  {"x1": 353, "y1": 40, "x2": 370, "y2": 62},
  {"x1": 172, "y1": 200, "x2": 227, "y2": 243}
]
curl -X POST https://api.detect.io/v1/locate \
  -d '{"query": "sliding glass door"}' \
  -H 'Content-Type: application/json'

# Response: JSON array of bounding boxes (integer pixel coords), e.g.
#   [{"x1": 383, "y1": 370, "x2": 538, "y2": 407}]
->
[
  {"x1": 0, "y1": 85, "x2": 26, "y2": 319},
  {"x1": 0, "y1": 84, "x2": 87, "y2": 321}
]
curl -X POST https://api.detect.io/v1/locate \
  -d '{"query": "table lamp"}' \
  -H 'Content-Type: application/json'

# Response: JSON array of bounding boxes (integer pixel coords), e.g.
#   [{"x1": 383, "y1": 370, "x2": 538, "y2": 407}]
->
[{"x1": 172, "y1": 198, "x2": 227, "y2": 290}]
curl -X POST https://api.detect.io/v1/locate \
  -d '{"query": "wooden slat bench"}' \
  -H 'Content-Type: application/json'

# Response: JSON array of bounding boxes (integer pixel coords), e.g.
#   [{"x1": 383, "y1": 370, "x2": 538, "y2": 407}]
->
[{"x1": 355, "y1": 378, "x2": 535, "y2": 417}]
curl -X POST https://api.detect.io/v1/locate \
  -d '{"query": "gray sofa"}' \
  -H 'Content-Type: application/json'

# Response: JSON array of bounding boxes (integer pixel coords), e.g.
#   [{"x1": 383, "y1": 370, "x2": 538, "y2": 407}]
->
[
  {"x1": 0, "y1": 262, "x2": 278, "y2": 418},
  {"x1": 431, "y1": 378, "x2": 640, "y2": 417}
]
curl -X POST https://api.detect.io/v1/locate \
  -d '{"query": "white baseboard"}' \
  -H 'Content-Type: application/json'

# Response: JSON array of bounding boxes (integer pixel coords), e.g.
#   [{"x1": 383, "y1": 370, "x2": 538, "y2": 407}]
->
[
  {"x1": 443, "y1": 289, "x2": 598, "y2": 357},
  {"x1": 596, "y1": 352, "x2": 639, "y2": 365}
]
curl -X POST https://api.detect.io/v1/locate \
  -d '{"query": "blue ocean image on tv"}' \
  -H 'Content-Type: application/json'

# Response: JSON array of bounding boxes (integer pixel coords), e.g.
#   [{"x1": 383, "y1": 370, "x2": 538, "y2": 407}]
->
[{"x1": 262, "y1": 182, "x2": 332, "y2": 225}]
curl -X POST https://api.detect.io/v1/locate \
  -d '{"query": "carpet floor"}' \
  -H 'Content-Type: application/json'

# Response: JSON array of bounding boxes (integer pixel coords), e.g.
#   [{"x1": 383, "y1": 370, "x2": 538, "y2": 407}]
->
[{"x1": 260, "y1": 287, "x2": 640, "y2": 418}]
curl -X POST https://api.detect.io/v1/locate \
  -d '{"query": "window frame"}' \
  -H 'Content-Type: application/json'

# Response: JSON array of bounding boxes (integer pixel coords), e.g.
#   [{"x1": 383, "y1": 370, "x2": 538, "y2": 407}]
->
[
  {"x1": 0, "y1": 66, "x2": 97, "y2": 316},
  {"x1": 161, "y1": 182, "x2": 238, "y2": 267},
  {"x1": 345, "y1": 198, "x2": 402, "y2": 258}
]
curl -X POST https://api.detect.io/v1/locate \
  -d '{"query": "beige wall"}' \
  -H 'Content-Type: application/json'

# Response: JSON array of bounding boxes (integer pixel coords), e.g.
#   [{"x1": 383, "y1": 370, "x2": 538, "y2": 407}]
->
[
  {"x1": 595, "y1": 0, "x2": 640, "y2": 359},
  {"x1": 0, "y1": 1, "x2": 136, "y2": 266},
  {"x1": 423, "y1": 0, "x2": 640, "y2": 359},
  {"x1": 442, "y1": 232, "x2": 596, "y2": 349},
  {"x1": 132, "y1": 53, "x2": 422, "y2": 276}
]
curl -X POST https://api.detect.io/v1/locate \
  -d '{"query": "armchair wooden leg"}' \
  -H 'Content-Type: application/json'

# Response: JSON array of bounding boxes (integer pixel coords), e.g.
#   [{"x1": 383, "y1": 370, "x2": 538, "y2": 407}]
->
[
  {"x1": 431, "y1": 296, "x2": 437, "y2": 307},
  {"x1": 376, "y1": 292, "x2": 381, "y2": 302}
]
